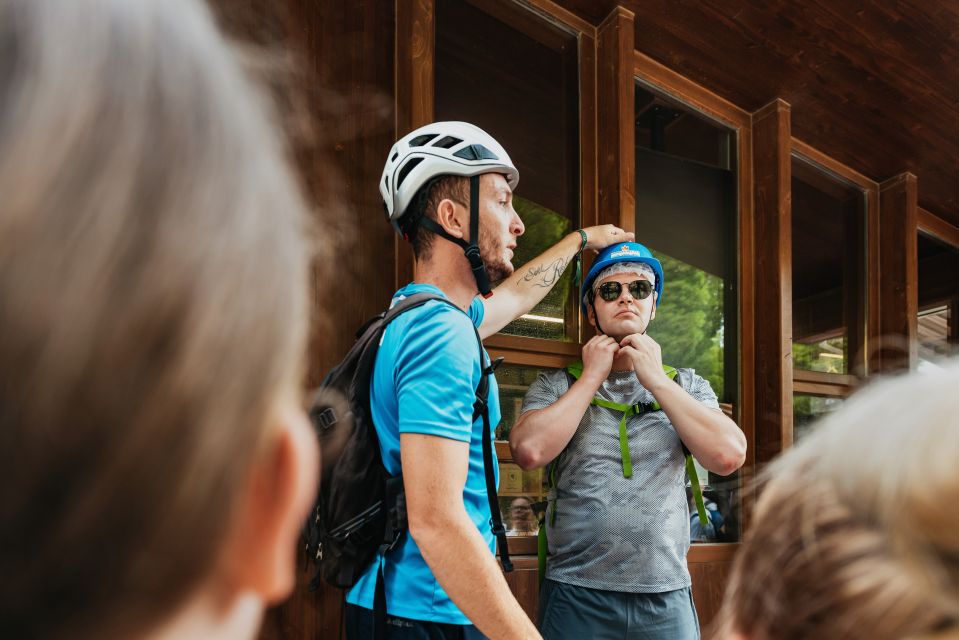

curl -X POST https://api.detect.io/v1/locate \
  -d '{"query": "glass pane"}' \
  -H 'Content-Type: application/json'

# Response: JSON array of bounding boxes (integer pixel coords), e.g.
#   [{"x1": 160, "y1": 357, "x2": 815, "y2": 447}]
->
[
  {"x1": 494, "y1": 363, "x2": 550, "y2": 536},
  {"x1": 793, "y1": 393, "x2": 844, "y2": 442},
  {"x1": 648, "y1": 253, "x2": 726, "y2": 400},
  {"x1": 634, "y1": 83, "x2": 736, "y2": 404},
  {"x1": 791, "y1": 155, "x2": 866, "y2": 375},
  {"x1": 499, "y1": 196, "x2": 572, "y2": 340},
  {"x1": 918, "y1": 232, "x2": 959, "y2": 370},
  {"x1": 634, "y1": 81, "x2": 740, "y2": 543},
  {"x1": 435, "y1": 0, "x2": 579, "y2": 341}
]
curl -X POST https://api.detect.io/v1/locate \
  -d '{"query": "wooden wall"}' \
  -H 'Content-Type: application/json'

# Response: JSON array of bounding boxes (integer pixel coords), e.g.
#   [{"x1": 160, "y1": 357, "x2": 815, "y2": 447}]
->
[{"x1": 203, "y1": 1, "x2": 959, "y2": 638}]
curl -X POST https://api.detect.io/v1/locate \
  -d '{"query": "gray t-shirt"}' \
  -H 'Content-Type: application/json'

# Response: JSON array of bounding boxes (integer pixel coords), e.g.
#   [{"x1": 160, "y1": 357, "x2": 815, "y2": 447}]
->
[{"x1": 521, "y1": 367, "x2": 720, "y2": 593}]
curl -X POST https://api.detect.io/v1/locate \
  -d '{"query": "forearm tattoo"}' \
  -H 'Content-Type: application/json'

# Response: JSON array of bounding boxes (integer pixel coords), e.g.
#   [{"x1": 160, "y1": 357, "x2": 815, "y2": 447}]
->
[{"x1": 517, "y1": 256, "x2": 570, "y2": 288}]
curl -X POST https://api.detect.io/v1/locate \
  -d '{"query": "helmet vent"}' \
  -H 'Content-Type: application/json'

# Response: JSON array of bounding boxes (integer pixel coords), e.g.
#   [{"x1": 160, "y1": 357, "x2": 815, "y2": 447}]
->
[
  {"x1": 391, "y1": 151, "x2": 398, "y2": 162},
  {"x1": 408, "y1": 133, "x2": 438, "y2": 147},
  {"x1": 432, "y1": 136, "x2": 462, "y2": 149},
  {"x1": 395, "y1": 157, "x2": 424, "y2": 188},
  {"x1": 453, "y1": 144, "x2": 499, "y2": 161}
]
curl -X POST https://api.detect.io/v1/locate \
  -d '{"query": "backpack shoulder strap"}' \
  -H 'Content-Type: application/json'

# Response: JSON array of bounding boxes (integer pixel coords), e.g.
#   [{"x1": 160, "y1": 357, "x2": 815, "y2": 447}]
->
[{"x1": 389, "y1": 293, "x2": 513, "y2": 573}]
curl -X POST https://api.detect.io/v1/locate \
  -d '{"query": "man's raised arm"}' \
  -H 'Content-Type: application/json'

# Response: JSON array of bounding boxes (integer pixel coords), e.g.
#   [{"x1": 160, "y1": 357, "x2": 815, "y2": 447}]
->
[{"x1": 479, "y1": 224, "x2": 633, "y2": 339}]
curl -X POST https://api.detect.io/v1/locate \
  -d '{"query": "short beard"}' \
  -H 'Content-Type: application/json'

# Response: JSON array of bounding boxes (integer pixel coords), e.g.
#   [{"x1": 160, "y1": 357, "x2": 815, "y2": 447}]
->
[
  {"x1": 478, "y1": 219, "x2": 513, "y2": 283},
  {"x1": 483, "y1": 253, "x2": 513, "y2": 283}
]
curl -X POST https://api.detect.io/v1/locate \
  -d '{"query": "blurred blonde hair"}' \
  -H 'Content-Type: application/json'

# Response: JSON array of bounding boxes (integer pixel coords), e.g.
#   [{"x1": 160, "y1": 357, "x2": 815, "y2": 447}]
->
[
  {"x1": 713, "y1": 361, "x2": 959, "y2": 640},
  {"x1": 0, "y1": 0, "x2": 314, "y2": 637}
]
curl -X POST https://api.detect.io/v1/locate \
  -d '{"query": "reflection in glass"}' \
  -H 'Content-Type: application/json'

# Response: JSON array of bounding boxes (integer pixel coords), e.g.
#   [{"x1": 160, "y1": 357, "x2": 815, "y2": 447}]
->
[
  {"x1": 791, "y1": 155, "x2": 866, "y2": 375},
  {"x1": 634, "y1": 81, "x2": 740, "y2": 543},
  {"x1": 917, "y1": 232, "x2": 959, "y2": 370},
  {"x1": 500, "y1": 196, "x2": 572, "y2": 340},
  {"x1": 648, "y1": 253, "x2": 725, "y2": 400},
  {"x1": 494, "y1": 364, "x2": 550, "y2": 536},
  {"x1": 435, "y1": 0, "x2": 579, "y2": 341},
  {"x1": 793, "y1": 393, "x2": 844, "y2": 442}
]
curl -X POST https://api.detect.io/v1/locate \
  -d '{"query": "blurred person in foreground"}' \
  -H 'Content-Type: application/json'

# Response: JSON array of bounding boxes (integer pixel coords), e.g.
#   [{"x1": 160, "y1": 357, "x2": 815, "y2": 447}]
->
[
  {"x1": 712, "y1": 360, "x2": 959, "y2": 640},
  {"x1": 0, "y1": 1, "x2": 322, "y2": 639}
]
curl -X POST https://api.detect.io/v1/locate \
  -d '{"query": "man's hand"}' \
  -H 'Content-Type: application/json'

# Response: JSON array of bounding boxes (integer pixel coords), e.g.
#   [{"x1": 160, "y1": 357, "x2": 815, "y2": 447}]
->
[
  {"x1": 618, "y1": 333, "x2": 670, "y2": 389},
  {"x1": 480, "y1": 225, "x2": 631, "y2": 338},
  {"x1": 581, "y1": 224, "x2": 635, "y2": 251},
  {"x1": 581, "y1": 335, "x2": 619, "y2": 387}
]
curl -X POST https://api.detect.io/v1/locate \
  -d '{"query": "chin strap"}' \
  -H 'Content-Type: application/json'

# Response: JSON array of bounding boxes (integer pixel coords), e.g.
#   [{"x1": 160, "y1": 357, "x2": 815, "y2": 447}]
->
[{"x1": 411, "y1": 175, "x2": 494, "y2": 298}]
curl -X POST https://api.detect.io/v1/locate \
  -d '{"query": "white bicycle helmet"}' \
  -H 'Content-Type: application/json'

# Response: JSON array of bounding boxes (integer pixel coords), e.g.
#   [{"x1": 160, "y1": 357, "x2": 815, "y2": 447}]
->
[{"x1": 380, "y1": 121, "x2": 519, "y2": 230}]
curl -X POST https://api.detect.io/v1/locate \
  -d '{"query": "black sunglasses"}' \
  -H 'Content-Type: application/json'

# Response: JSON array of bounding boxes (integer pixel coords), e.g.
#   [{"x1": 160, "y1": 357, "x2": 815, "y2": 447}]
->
[{"x1": 595, "y1": 279, "x2": 654, "y2": 302}]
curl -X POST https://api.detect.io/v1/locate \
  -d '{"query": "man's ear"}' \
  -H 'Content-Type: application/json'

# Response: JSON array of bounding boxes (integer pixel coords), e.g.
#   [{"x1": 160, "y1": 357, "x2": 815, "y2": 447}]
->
[
  {"x1": 650, "y1": 291, "x2": 657, "y2": 322},
  {"x1": 434, "y1": 198, "x2": 467, "y2": 240},
  {"x1": 586, "y1": 303, "x2": 597, "y2": 329},
  {"x1": 218, "y1": 404, "x2": 319, "y2": 604}
]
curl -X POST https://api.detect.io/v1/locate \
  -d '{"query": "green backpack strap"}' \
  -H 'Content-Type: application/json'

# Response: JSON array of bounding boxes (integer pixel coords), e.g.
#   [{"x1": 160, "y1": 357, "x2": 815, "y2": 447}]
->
[{"x1": 565, "y1": 362, "x2": 708, "y2": 526}]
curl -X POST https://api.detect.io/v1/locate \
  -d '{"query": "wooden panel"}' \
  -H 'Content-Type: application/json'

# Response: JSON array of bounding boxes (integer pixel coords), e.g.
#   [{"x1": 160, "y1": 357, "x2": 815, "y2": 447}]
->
[
  {"x1": 502, "y1": 556, "x2": 541, "y2": 624},
  {"x1": 688, "y1": 556, "x2": 733, "y2": 628},
  {"x1": 878, "y1": 173, "x2": 919, "y2": 372},
  {"x1": 596, "y1": 6, "x2": 635, "y2": 231},
  {"x1": 555, "y1": 0, "x2": 959, "y2": 230},
  {"x1": 484, "y1": 334, "x2": 582, "y2": 357},
  {"x1": 239, "y1": 0, "x2": 394, "y2": 637},
  {"x1": 525, "y1": 0, "x2": 596, "y2": 34},
  {"x1": 792, "y1": 368, "x2": 857, "y2": 389},
  {"x1": 919, "y1": 208, "x2": 959, "y2": 249},
  {"x1": 752, "y1": 99, "x2": 793, "y2": 463},
  {"x1": 633, "y1": 51, "x2": 750, "y2": 130},
  {"x1": 579, "y1": 32, "x2": 598, "y2": 229},
  {"x1": 259, "y1": 580, "x2": 345, "y2": 640},
  {"x1": 394, "y1": 0, "x2": 434, "y2": 290}
]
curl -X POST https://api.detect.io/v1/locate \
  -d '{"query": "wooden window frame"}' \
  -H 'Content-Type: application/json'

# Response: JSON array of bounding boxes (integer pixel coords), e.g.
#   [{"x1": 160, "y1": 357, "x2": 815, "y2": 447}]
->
[
  {"x1": 632, "y1": 52, "x2": 752, "y2": 547},
  {"x1": 789, "y1": 140, "x2": 880, "y2": 383},
  {"x1": 785, "y1": 141, "x2": 878, "y2": 447},
  {"x1": 917, "y1": 208, "x2": 959, "y2": 352}
]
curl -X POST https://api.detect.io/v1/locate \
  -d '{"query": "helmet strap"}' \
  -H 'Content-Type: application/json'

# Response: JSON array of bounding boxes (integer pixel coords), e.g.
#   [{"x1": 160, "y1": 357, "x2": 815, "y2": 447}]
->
[
  {"x1": 466, "y1": 175, "x2": 493, "y2": 298},
  {"x1": 409, "y1": 175, "x2": 493, "y2": 298}
]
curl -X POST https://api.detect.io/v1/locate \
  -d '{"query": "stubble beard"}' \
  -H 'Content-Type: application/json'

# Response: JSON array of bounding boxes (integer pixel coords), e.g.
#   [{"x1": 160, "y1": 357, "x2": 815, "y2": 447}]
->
[{"x1": 479, "y1": 224, "x2": 513, "y2": 282}]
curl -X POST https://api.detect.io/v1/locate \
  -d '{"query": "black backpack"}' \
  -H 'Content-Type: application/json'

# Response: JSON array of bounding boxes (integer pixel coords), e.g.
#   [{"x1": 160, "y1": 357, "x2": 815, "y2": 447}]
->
[{"x1": 303, "y1": 292, "x2": 513, "y2": 606}]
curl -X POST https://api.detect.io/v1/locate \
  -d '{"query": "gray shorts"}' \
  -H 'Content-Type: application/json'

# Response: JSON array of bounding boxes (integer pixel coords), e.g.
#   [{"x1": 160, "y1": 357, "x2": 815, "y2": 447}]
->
[{"x1": 537, "y1": 579, "x2": 700, "y2": 640}]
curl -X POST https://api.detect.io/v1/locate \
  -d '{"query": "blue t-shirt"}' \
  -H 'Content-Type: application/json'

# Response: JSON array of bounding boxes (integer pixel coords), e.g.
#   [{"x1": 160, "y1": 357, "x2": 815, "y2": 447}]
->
[{"x1": 346, "y1": 283, "x2": 501, "y2": 624}]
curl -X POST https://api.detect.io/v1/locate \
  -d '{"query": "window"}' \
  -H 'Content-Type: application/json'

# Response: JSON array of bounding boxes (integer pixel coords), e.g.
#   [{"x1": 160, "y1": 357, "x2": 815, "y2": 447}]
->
[
  {"x1": 788, "y1": 152, "x2": 867, "y2": 443},
  {"x1": 634, "y1": 81, "x2": 740, "y2": 542},
  {"x1": 791, "y1": 155, "x2": 866, "y2": 375},
  {"x1": 793, "y1": 393, "x2": 844, "y2": 442},
  {"x1": 494, "y1": 364, "x2": 549, "y2": 538},
  {"x1": 435, "y1": 0, "x2": 579, "y2": 341},
  {"x1": 917, "y1": 232, "x2": 959, "y2": 369}
]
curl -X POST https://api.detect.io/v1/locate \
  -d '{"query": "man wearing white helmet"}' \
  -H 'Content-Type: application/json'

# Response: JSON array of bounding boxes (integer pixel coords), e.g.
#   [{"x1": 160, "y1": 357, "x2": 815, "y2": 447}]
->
[
  {"x1": 510, "y1": 242, "x2": 746, "y2": 639},
  {"x1": 344, "y1": 121, "x2": 631, "y2": 639}
]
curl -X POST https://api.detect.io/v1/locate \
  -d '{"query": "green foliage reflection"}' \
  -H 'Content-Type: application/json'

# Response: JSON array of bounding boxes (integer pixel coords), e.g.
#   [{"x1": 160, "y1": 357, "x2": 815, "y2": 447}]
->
[{"x1": 646, "y1": 252, "x2": 725, "y2": 400}]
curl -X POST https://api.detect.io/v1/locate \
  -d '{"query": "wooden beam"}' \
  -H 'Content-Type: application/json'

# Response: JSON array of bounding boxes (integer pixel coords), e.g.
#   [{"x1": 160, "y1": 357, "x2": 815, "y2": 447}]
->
[
  {"x1": 918, "y1": 251, "x2": 959, "y2": 308},
  {"x1": 752, "y1": 98, "x2": 793, "y2": 464},
  {"x1": 596, "y1": 6, "x2": 635, "y2": 232},
  {"x1": 877, "y1": 172, "x2": 918, "y2": 372},
  {"x1": 394, "y1": 0, "x2": 435, "y2": 290},
  {"x1": 919, "y1": 207, "x2": 959, "y2": 250}
]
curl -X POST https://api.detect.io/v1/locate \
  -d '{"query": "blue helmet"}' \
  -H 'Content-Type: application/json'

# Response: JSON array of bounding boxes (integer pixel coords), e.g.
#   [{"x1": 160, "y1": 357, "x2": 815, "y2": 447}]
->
[{"x1": 581, "y1": 242, "x2": 664, "y2": 316}]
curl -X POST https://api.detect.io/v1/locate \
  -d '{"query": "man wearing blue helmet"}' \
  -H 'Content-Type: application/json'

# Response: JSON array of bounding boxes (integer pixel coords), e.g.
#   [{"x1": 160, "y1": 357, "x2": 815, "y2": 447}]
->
[{"x1": 511, "y1": 241, "x2": 746, "y2": 639}]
